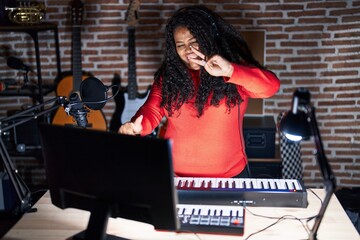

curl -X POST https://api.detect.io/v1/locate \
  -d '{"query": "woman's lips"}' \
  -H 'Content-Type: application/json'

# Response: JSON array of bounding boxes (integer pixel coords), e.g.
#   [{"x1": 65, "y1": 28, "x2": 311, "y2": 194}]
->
[{"x1": 187, "y1": 53, "x2": 202, "y2": 62}]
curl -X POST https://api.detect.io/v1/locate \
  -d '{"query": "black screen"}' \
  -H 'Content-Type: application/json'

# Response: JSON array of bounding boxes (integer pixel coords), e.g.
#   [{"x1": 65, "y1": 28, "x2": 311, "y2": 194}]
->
[{"x1": 39, "y1": 124, "x2": 179, "y2": 240}]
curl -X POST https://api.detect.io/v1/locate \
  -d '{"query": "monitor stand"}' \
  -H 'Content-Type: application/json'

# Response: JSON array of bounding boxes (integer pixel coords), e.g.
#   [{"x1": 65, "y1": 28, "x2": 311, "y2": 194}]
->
[{"x1": 69, "y1": 202, "x2": 129, "y2": 240}]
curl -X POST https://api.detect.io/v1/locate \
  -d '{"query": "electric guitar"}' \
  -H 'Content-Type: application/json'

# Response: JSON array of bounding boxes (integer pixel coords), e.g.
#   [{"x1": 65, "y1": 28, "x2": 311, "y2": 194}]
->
[
  {"x1": 120, "y1": 0, "x2": 150, "y2": 124},
  {"x1": 109, "y1": 73, "x2": 125, "y2": 132},
  {"x1": 52, "y1": 0, "x2": 107, "y2": 130}
]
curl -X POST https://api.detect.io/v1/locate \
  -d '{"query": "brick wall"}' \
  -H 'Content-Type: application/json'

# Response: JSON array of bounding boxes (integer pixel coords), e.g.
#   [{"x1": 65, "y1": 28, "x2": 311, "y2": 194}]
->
[{"x1": 0, "y1": 0, "x2": 359, "y2": 188}]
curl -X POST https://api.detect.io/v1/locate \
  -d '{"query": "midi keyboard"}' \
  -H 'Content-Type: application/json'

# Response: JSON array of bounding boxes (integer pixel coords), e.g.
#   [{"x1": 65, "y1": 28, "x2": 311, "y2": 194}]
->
[
  {"x1": 175, "y1": 177, "x2": 308, "y2": 208},
  {"x1": 177, "y1": 204, "x2": 245, "y2": 235}
]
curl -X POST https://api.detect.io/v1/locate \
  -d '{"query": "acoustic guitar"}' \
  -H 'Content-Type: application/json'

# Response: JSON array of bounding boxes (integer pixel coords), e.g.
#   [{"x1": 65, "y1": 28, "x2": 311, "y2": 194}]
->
[
  {"x1": 52, "y1": 0, "x2": 107, "y2": 130},
  {"x1": 120, "y1": 0, "x2": 151, "y2": 124}
]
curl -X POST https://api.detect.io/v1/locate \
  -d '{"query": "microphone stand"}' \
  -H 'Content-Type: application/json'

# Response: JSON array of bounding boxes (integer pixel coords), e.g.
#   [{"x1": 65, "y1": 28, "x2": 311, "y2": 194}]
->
[
  {"x1": 302, "y1": 105, "x2": 336, "y2": 240},
  {"x1": 0, "y1": 96, "x2": 67, "y2": 215}
]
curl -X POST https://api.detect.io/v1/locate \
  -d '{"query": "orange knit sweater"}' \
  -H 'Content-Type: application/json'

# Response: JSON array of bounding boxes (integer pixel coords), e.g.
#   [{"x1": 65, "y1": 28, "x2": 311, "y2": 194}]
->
[{"x1": 134, "y1": 63, "x2": 280, "y2": 177}]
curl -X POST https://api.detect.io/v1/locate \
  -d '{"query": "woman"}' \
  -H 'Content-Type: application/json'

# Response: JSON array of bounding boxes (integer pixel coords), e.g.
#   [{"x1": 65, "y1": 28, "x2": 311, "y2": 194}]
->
[{"x1": 119, "y1": 5, "x2": 280, "y2": 178}]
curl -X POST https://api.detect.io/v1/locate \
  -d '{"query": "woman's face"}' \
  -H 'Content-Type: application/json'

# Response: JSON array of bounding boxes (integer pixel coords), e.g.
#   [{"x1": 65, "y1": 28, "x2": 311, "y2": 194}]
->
[{"x1": 173, "y1": 26, "x2": 202, "y2": 70}]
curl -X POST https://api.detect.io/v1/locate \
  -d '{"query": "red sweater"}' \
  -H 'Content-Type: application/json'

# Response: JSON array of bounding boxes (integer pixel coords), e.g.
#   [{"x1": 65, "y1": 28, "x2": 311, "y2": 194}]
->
[{"x1": 134, "y1": 63, "x2": 280, "y2": 178}]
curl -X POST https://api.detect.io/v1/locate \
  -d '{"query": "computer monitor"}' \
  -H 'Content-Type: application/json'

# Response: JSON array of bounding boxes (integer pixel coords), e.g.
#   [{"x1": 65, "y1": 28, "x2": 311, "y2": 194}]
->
[{"x1": 39, "y1": 124, "x2": 180, "y2": 240}]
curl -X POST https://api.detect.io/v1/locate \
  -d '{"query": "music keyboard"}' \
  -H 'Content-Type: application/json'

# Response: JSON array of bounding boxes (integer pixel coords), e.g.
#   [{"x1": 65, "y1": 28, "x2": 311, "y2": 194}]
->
[
  {"x1": 175, "y1": 177, "x2": 308, "y2": 208},
  {"x1": 177, "y1": 204, "x2": 245, "y2": 235}
]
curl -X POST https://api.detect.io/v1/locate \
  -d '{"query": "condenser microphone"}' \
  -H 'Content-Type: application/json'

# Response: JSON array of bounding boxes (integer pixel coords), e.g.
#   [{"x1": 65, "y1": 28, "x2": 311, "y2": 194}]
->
[
  {"x1": 64, "y1": 77, "x2": 118, "y2": 128},
  {"x1": 67, "y1": 92, "x2": 88, "y2": 128},
  {"x1": 7, "y1": 56, "x2": 34, "y2": 72}
]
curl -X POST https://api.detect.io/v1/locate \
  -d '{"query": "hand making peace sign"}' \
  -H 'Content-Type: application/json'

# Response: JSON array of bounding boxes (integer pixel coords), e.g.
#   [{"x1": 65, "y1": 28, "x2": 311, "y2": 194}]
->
[{"x1": 189, "y1": 46, "x2": 234, "y2": 78}]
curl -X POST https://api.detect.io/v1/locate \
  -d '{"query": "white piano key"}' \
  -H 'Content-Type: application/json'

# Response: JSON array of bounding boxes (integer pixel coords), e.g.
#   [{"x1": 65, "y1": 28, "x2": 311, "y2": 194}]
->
[
  {"x1": 210, "y1": 178, "x2": 218, "y2": 188},
  {"x1": 193, "y1": 178, "x2": 201, "y2": 188},
  {"x1": 233, "y1": 179, "x2": 240, "y2": 188},
  {"x1": 184, "y1": 207, "x2": 194, "y2": 215},
  {"x1": 260, "y1": 179, "x2": 269, "y2": 189},
  {"x1": 286, "y1": 180, "x2": 295, "y2": 190},
  {"x1": 278, "y1": 179, "x2": 287, "y2": 190},
  {"x1": 222, "y1": 208, "x2": 231, "y2": 216},
  {"x1": 267, "y1": 179, "x2": 276, "y2": 189},
  {"x1": 252, "y1": 179, "x2": 261, "y2": 189},
  {"x1": 177, "y1": 207, "x2": 184, "y2": 215},
  {"x1": 208, "y1": 208, "x2": 216, "y2": 216},
  {"x1": 199, "y1": 207, "x2": 210, "y2": 216},
  {"x1": 244, "y1": 179, "x2": 252, "y2": 189},
  {"x1": 292, "y1": 179, "x2": 302, "y2": 190}
]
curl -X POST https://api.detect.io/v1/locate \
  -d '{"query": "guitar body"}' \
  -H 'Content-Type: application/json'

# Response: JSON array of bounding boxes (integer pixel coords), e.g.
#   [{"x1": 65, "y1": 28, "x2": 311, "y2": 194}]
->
[
  {"x1": 121, "y1": 90, "x2": 149, "y2": 124},
  {"x1": 51, "y1": 0, "x2": 107, "y2": 130},
  {"x1": 52, "y1": 73, "x2": 107, "y2": 130},
  {"x1": 55, "y1": 73, "x2": 89, "y2": 97}
]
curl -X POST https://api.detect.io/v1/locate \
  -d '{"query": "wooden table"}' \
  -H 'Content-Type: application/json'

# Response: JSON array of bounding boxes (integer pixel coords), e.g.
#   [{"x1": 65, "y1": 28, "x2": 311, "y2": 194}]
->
[{"x1": 3, "y1": 189, "x2": 359, "y2": 240}]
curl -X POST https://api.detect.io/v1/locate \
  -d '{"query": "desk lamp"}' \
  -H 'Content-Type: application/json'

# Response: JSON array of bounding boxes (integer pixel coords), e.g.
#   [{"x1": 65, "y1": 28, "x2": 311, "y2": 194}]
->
[{"x1": 279, "y1": 88, "x2": 336, "y2": 240}]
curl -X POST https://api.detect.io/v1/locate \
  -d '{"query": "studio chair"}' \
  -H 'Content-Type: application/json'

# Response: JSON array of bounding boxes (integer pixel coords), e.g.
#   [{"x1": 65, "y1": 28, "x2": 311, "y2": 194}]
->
[{"x1": 277, "y1": 112, "x2": 303, "y2": 180}]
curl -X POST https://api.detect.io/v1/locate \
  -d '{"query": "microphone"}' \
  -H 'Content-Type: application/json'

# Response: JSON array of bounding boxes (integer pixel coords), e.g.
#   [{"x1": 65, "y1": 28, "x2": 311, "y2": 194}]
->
[
  {"x1": 67, "y1": 92, "x2": 89, "y2": 128},
  {"x1": 7, "y1": 56, "x2": 34, "y2": 72},
  {"x1": 64, "y1": 77, "x2": 112, "y2": 128}
]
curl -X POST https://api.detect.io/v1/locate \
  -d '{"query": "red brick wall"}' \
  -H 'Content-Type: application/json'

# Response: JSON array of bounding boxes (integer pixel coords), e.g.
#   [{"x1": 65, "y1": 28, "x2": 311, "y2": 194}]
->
[{"x1": 0, "y1": 0, "x2": 359, "y2": 188}]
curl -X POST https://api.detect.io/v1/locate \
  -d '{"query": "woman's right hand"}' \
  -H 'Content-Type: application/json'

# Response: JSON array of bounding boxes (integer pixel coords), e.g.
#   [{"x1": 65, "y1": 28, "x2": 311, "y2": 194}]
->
[{"x1": 118, "y1": 115, "x2": 143, "y2": 135}]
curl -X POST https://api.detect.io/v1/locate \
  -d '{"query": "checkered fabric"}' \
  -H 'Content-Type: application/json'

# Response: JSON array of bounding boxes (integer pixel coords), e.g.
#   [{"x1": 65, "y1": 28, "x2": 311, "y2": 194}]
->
[{"x1": 278, "y1": 112, "x2": 303, "y2": 179}]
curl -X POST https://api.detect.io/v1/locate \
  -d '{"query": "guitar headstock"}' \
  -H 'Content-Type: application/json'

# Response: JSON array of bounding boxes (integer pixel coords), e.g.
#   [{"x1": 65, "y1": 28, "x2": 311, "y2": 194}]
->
[
  {"x1": 125, "y1": 0, "x2": 140, "y2": 27},
  {"x1": 70, "y1": 0, "x2": 84, "y2": 25}
]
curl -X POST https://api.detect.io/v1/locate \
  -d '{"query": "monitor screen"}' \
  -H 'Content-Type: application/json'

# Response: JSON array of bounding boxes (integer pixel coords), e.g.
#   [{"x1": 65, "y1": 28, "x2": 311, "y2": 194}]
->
[{"x1": 39, "y1": 124, "x2": 179, "y2": 240}]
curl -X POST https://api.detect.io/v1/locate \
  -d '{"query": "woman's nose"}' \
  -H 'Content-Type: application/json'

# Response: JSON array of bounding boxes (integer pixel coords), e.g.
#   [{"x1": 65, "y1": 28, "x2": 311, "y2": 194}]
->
[{"x1": 185, "y1": 44, "x2": 192, "y2": 53}]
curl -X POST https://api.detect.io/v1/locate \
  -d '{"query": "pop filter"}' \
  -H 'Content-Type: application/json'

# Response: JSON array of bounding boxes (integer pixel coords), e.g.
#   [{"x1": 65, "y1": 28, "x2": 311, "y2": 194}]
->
[{"x1": 80, "y1": 77, "x2": 107, "y2": 110}]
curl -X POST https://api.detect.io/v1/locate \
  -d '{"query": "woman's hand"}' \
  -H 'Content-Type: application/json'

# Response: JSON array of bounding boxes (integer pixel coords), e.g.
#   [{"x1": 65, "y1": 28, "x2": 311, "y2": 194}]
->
[
  {"x1": 189, "y1": 46, "x2": 234, "y2": 78},
  {"x1": 118, "y1": 115, "x2": 143, "y2": 135}
]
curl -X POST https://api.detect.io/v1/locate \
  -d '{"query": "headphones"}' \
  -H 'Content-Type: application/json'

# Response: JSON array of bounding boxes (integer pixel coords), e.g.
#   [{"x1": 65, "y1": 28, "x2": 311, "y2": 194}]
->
[{"x1": 177, "y1": 6, "x2": 220, "y2": 39}]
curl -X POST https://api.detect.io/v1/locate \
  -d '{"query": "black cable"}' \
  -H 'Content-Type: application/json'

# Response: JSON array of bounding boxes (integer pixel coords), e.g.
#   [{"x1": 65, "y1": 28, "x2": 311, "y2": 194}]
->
[{"x1": 243, "y1": 189, "x2": 324, "y2": 239}]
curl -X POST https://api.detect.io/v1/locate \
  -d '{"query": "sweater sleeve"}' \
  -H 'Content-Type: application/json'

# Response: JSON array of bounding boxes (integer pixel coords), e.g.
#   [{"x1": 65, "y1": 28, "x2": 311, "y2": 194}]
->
[
  {"x1": 226, "y1": 63, "x2": 280, "y2": 98},
  {"x1": 131, "y1": 82, "x2": 165, "y2": 136}
]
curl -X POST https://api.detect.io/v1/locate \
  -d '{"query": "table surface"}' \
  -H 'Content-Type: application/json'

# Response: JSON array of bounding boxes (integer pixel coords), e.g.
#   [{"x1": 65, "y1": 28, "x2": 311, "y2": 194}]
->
[{"x1": 3, "y1": 189, "x2": 360, "y2": 240}]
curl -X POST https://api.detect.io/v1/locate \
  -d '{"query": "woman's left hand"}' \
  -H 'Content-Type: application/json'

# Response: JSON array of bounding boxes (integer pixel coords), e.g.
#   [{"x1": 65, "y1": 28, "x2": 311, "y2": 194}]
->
[{"x1": 189, "y1": 46, "x2": 234, "y2": 78}]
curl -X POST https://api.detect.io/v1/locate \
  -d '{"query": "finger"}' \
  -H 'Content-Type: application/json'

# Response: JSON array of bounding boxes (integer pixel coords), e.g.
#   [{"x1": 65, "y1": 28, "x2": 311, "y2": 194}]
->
[
  {"x1": 189, "y1": 57, "x2": 207, "y2": 66},
  {"x1": 133, "y1": 115, "x2": 143, "y2": 131},
  {"x1": 190, "y1": 46, "x2": 206, "y2": 60}
]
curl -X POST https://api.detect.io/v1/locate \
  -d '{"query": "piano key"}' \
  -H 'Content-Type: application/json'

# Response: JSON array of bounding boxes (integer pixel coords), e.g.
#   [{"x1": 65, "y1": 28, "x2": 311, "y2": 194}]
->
[
  {"x1": 184, "y1": 207, "x2": 194, "y2": 215},
  {"x1": 286, "y1": 180, "x2": 294, "y2": 190},
  {"x1": 292, "y1": 179, "x2": 303, "y2": 190},
  {"x1": 221, "y1": 208, "x2": 231, "y2": 216},
  {"x1": 199, "y1": 207, "x2": 209, "y2": 216}
]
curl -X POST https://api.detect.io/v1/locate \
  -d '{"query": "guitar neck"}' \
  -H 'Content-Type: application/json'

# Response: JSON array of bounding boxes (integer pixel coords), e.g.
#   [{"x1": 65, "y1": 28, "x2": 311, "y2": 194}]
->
[
  {"x1": 72, "y1": 25, "x2": 83, "y2": 91},
  {"x1": 127, "y1": 26, "x2": 137, "y2": 100}
]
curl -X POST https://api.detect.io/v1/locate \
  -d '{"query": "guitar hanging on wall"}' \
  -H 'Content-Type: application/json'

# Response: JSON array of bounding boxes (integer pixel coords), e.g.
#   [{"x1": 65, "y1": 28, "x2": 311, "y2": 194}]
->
[
  {"x1": 120, "y1": 0, "x2": 150, "y2": 124},
  {"x1": 52, "y1": 0, "x2": 107, "y2": 130}
]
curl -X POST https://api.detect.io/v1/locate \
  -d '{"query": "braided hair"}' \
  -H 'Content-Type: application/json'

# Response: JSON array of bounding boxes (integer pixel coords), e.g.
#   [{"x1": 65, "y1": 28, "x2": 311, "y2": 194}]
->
[{"x1": 154, "y1": 5, "x2": 263, "y2": 117}]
